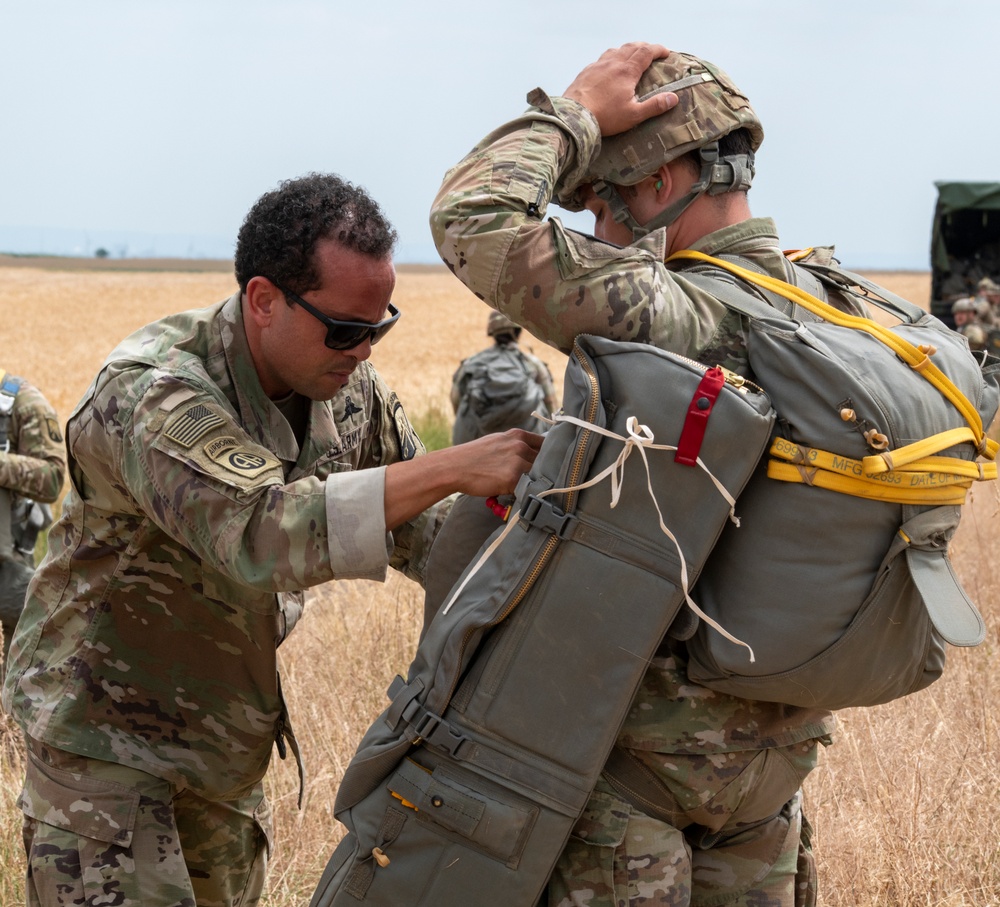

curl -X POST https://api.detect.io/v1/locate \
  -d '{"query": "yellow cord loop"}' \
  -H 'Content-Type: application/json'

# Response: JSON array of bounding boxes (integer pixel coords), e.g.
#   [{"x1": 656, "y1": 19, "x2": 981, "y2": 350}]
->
[
  {"x1": 861, "y1": 427, "x2": 990, "y2": 474},
  {"x1": 667, "y1": 250, "x2": 994, "y2": 459}
]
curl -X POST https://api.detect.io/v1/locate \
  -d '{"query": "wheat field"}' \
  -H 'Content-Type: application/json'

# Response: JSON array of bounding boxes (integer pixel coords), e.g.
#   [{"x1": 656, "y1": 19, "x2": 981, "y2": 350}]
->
[{"x1": 0, "y1": 259, "x2": 997, "y2": 906}]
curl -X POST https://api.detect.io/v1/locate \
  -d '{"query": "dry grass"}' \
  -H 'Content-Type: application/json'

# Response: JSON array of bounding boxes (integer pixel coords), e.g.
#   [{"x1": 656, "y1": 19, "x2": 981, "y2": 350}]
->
[{"x1": 2, "y1": 261, "x2": 998, "y2": 906}]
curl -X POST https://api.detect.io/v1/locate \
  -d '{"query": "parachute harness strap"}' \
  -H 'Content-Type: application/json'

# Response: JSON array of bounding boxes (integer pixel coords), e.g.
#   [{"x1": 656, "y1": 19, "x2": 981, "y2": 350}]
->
[
  {"x1": 667, "y1": 250, "x2": 999, "y2": 502},
  {"x1": 441, "y1": 412, "x2": 754, "y2": 662}
]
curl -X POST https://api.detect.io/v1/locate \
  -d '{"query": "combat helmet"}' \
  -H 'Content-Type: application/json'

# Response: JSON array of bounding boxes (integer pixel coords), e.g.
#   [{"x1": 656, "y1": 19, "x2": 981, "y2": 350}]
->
[
  {"x1": 557, "y1": 51, "x2": 763, "y2": 239},
  {"x1": 487, "y1": 310, "x2": 521, "y2": 338},
  {"x1": 951, "y1": 296, "x2": 977, "y2": 316}
]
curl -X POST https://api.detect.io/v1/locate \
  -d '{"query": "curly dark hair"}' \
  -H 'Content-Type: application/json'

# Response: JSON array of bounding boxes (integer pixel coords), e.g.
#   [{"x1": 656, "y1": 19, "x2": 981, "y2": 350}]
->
[{"x1": 234, "y1": 172, "x2": 398, "y2": 293}]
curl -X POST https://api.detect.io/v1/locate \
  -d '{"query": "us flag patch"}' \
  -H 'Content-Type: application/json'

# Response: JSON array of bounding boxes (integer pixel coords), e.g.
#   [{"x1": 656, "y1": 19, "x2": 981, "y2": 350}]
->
[{"x1": 164, "y1": 403, "x2": 225, "y2": 448}]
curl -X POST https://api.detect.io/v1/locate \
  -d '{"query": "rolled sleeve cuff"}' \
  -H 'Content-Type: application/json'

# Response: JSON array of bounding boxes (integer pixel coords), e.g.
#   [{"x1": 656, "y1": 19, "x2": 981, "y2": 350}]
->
[{"x1": 324, "y1": 466, "x2": 392, "y2": 581}]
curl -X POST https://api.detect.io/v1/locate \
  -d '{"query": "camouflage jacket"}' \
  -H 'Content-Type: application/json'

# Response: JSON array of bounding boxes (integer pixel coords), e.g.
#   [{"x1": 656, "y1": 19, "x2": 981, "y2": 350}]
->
[
  {"x1": 3, "y1": 293, "x2": 443, "y2": 799},
  {"x1": 431, "y1": 93, "x2": 837, "y2": 752},
  {"x1": 0, "y1": 376, "x2": 65, "y2": 504}
]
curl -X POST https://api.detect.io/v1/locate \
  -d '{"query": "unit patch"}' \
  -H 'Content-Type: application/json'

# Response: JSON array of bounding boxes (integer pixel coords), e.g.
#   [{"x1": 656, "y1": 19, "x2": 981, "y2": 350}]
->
[
  {"x1": 389, "y1": 392, "x2": 419, "y2": 461},
  {"x1": 204, "y1": 437, "x2": 280, "y2": 478},
  {"x1": 339, "y1": 396, "x2": 363, "y2": 422},
  {"x1": 45, "y1": 418, "x2": 63, "y2": 443},
  {"x1": 164, "y1": 403, "x2": 226, "y2": 448}
]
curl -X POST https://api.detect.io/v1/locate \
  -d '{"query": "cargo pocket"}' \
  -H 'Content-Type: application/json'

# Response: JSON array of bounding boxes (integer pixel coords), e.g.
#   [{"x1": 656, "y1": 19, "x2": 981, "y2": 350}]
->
[
  {"x1": 253, "y1": 791, "x2": 274, "y2": 857},
  {"x1": 387, "y1": 755, "x2": 538, "y2": 867},
  {"x1": 324, "y1": 754, "x2": 541, "y2": 905},
  {"x1": 688, "y1": 750, "x2": 812, "y2": 907},
  {"x1": 546, "y1": 785, "x2": 632, "y2": 907},
  {"x1": 19, "y1": 745, "x2": 142, "y2": 904}
]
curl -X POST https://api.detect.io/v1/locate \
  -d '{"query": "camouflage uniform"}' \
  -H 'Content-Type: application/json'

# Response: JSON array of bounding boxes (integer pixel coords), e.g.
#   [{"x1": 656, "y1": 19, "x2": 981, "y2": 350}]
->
[
  {"x1": 0, "y1": 379, "x2": 64, "y2": 515},
  {"x1": 0, "y1": 375, "x2": 65, "y2": 665},
  {"x1": 952, "y1": 297, "x2": 989, "y2": 351},
  {"x1": 430, "y1": 90, "x2": 837, "y2": 906},
  {"x1": 2, "y1": 293, "x2": 443, "y2": 906},
  {"x1": 432, "y1": 319, "x2": 557, "y2": 632},
  {"x1": 450, "y1": 342, "x2": 557, "y2": 438},
  {"x1": 451, "y1": 345, "x2": 555, "y2": 427}
]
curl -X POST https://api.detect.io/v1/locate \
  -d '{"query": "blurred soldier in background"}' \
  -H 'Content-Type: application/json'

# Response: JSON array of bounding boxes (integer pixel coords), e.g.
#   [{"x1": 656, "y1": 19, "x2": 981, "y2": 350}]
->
[
  {"x1": 450, "y1": 310, "x2": 556, "y2": 445},
  {"x1": 3, "y1": 173, "x2": 540, "y2": 907},
  {"x1": 431, "y1": 42, "x2": 850, "y2": 906},
  {"x1": 974, "y1": 276, "x2": 1000, "y2": 325},
  {"x1": 0, "y1": 370, "x2": 64, "y2": 668},
  {"x1": 952, "y1": 296, "x2": 988, "y2": 351},
  {"x1": 421, "y1": 312, "x2": 558, "y2": 637}
]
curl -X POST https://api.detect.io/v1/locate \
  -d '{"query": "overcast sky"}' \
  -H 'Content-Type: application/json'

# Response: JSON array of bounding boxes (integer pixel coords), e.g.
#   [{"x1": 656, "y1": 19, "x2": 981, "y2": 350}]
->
[{"x1": 2, "y1": 0, "x2": 997, "y2": 268}]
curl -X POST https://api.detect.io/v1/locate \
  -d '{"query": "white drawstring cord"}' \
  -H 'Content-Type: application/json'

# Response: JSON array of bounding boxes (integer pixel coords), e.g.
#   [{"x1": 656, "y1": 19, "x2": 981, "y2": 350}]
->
[{"x1": 440, "y1": 413, "x2": 755, "y2": 663}]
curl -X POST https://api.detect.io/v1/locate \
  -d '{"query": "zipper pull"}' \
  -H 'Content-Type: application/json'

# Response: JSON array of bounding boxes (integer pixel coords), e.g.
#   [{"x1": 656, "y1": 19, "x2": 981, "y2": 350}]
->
[{"x1": 718, "y1": 366, "x2": 747, "y2": 391}]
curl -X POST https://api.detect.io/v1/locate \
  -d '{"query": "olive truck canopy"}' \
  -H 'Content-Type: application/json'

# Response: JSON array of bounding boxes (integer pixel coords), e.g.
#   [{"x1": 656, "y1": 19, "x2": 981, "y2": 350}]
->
[{"x1": 931, "y1": 181, "x2": 1000, "y2": 325}]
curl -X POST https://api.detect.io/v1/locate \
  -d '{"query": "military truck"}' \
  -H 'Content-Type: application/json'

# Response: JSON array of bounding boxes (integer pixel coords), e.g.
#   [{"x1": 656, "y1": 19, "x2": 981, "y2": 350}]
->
[{"x1": 930, "y1": 181, "x2": 1000, "y2": 328}]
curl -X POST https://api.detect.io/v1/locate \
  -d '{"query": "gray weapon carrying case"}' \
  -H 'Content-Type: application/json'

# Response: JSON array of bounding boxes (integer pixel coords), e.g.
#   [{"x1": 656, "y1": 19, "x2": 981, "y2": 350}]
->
[{"x1": 310, "y1": 333, "x2": 775, "y2": 907}]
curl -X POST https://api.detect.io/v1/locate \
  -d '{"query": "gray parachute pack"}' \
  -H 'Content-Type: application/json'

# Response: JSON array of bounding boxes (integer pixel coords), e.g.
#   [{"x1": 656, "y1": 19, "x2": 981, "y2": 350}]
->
[{"x1": 676, "y1": 252, "x2": 999, "y2": 707}]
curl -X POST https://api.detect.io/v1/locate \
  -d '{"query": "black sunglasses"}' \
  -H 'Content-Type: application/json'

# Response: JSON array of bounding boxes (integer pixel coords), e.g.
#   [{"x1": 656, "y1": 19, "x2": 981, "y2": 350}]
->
[{"x1": 269, "y1": 280, "x2": 401, "y2": 350}]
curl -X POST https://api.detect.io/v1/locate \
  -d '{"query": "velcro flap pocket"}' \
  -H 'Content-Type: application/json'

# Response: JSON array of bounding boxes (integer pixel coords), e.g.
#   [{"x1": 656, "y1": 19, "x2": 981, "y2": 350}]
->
[
  {"x1": 388, "y1": 758, "x2": 537, "y2": 866},
  {"x1": 20, "y1": 747, "x2": 140, "y2": 847}
]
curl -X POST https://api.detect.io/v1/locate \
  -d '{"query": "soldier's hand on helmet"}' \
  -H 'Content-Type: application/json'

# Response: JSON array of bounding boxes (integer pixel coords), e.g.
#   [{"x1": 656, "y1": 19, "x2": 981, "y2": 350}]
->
[
  {"x1": 563, "y1": 42, "x2": 678, "y2": 136},
  {"x1": 453, "y1": 429, "x2": 543, "y2": 497}
]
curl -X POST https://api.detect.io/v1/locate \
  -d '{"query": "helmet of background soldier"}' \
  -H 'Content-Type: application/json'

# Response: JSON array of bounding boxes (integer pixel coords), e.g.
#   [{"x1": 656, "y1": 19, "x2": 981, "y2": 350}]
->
[
  {"x1": 951, "y1": 296, "x2": 977, "y2": 316},
  {"x1": 556, "y1": 51, "x2": 763, "y2": 237},
  {"x1": 487, "y1": 311, "x2": 521, "y2": 338},
  {"x1": 977, "y1": 276, "x2": 1000, "y2": 295}
]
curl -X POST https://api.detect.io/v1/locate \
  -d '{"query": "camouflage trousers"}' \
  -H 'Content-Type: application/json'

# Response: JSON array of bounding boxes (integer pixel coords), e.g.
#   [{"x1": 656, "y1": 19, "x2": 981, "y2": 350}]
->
[
  {"x1": 16, "y1": 736, "x2": 272, "y2": 907},
  {"x1": 546, "y1": 739, "x2": 821, "y2": 907}
]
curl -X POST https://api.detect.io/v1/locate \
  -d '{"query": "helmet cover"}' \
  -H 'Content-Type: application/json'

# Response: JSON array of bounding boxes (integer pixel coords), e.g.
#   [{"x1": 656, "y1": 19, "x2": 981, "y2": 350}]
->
[
  {"x1": 558, "y1": 51, "x2": 763, "y2": 211},
  {"x1": 487, "y1": 310, "x2": 521, "y2": 337}
]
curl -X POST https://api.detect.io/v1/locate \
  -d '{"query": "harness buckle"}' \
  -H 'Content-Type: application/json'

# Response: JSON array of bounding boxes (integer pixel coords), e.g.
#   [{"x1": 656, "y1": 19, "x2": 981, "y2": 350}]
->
[{"x1": 519, "y1": 494, "x2": 577, "y2": 539}]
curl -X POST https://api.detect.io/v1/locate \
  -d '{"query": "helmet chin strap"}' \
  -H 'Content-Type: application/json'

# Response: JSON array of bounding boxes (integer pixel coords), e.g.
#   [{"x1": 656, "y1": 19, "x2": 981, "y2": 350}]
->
[{"x1": 593, "y1": 143, "x2": 756, "y2": 241}]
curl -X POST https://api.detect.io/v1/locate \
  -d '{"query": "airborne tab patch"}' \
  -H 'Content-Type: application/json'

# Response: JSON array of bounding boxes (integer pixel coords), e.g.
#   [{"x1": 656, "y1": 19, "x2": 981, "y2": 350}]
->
[
  {"x1": 204, "y1": 437, "x2": 280, "y2": 478},
  {"x1": 164, "y1": 403, "x2": 226, "y2": 448}
]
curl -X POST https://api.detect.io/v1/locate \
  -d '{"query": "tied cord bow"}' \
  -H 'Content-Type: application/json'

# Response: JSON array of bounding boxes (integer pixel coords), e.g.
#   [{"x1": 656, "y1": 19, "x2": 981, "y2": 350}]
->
[{"x1": 442, "y1": 413, "x2": 754, "y2": 663}]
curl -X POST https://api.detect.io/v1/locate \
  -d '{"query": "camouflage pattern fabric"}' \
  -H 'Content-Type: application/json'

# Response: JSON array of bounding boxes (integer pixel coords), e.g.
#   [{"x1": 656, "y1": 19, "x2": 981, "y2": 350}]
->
[
  {"x1": 0, "y1": 379, "x2": 65, "y2": 509},
  {"x1": 450, "y1": 341, "x2": 557, "y2": 443},
  {"x1": 20, "y1": 737, "x2": 269, "y2": 907},
  {"x1": 450, "y1": 343, "x2": 556, "y2": 417},
  {"x1": 547, "y1": 742, "x2": 817, "y2": 907},
  {"x1": 958, "y1": 321, "x2": 989, "y2": 351},
  {"x1": 0, "y1": 377, "x2": 64, "y2": 666},
  {"x1": 430, "y1": 92, "x2": 838, "y2": 903},
  {"x1": 431, "y1": 92, "x2": 859, "y2": 368},
  {"x1": 3, "y1": 292, "x2": 443, "y2": 811}
]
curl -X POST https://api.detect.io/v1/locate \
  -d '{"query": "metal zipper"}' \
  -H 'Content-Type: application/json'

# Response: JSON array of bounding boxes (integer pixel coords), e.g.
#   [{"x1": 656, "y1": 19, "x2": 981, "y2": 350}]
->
[
  {"x1": 439, "y1": 338, "x2": 602, "y2": 709},
  {"x1": 656, "y1": 347, "x2": 765, "y2": 397}
]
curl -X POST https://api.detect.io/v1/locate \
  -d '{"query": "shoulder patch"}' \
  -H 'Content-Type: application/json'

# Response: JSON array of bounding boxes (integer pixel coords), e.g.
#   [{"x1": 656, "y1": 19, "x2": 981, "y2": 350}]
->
[
  {"x1": 45, "y1": 418, "x2": 63, "y2": 443},
  {"x1": 163, "y1": 403, "x2": 226, "y2": 448},
  {"x1": 204, "y1": 436, "x2": 280, "y2": 478},
  {"x1": 389, "y1": 392, "x2": 419, "y2": 461}
]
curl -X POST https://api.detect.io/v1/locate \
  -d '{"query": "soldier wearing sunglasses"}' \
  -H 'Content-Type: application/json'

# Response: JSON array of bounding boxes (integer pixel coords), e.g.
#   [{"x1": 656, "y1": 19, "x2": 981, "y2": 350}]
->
[{"x1": 3, "y1": 172, "x2": 542, "y2": 907}]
